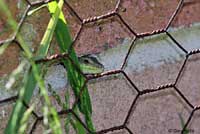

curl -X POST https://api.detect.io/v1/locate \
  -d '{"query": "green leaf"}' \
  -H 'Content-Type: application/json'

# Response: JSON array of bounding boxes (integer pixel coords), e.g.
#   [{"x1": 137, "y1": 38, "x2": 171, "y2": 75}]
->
[{"x1": 178, "y1": 113, "x2": 189, "y2": 134}]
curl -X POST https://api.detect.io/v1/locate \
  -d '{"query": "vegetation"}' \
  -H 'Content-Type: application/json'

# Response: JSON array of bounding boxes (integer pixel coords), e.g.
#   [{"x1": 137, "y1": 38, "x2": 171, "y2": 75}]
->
[{"x1": 0, "y1": 0, "x2": 94, "y2": 133}]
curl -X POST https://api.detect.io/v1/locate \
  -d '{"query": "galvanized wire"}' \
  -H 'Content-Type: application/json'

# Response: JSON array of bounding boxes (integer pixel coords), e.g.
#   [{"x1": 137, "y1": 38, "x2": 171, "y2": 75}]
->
[{"x1": 0, "y1": 0, "x2": 200, "y2": 134}]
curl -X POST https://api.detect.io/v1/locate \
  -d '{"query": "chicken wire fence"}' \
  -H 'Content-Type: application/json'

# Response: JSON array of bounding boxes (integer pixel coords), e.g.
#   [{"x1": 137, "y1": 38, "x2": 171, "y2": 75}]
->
[{"x1": 0, "y1": 0, "x2": 200, "y2": 133}]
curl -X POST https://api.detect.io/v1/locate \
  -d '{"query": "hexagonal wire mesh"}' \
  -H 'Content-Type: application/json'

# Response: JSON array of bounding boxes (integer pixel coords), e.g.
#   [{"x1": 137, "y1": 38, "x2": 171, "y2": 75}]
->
[{"x1": 0, "y1": 0, "x2": 200, "y2": 134}]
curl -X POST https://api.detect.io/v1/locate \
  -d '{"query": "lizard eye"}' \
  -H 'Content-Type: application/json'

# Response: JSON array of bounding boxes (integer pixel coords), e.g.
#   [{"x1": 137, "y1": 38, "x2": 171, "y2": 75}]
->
[{"x1": 83, "y1": 59, "x2": 89, "y2": 64}]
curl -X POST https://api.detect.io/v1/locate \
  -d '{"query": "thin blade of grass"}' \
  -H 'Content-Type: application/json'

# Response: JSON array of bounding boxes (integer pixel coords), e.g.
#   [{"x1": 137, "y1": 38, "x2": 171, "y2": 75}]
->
[
  {"x1": 5, "y1": 60, "x2": 27, "y2": 89},
  {"x1": 18, "y1": 104, "x2": 35, "y2": 134},
  {"x1": 27, "y1": 4, "x2": 47, "y2": 16},
  {"x1": 30, "y1": 60, "x2": 62, "y2": 134},
  {"x1": 178, "y1": 113, "x2": 189, "y2": 134}
]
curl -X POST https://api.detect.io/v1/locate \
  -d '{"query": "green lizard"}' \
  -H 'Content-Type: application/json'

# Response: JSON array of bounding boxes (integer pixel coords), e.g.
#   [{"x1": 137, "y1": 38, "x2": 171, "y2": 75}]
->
[
  {"x1": 78, "y1": 54, "x2": 104, "y2": 74},
  {"x1": 34, "y1": 54, "x2": 104, "y2": 74}
]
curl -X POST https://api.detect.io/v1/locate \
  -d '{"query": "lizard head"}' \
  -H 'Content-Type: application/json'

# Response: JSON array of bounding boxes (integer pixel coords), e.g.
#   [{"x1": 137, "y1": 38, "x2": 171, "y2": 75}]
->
[{"x1": 78, "y1": 54, "x2": 104, "y2": 74}]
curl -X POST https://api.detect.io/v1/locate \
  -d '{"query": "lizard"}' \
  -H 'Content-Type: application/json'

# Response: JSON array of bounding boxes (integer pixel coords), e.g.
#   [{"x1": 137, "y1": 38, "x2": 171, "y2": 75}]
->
[
  {"x1": 77, "y1": 54, "x2": 104, "y2": 74},
  {"x1": 34, "y1": 54, "x2": 105, "y2": 74}
]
